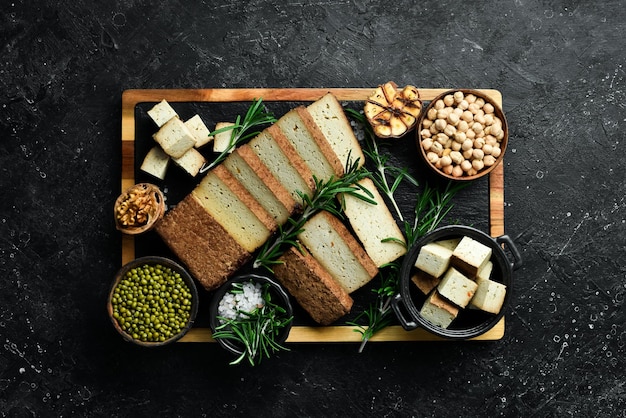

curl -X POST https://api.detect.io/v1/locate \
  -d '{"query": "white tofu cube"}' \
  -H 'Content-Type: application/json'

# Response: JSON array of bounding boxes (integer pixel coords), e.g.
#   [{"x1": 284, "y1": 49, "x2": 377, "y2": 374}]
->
[
  {"x1": 173, "y1": 147, "x2": 206, "y2": 177},
  {"x1": 153, "y1": 117, "x2": 196, "y2": 158},
  {"x1": 213, "y1": 122, "x2": 236, "y2": 153},
  {"x1": 451, "y1": 236, "x2": 492, "y2": 278},
  {"x1": 185, "y1": 115, "x2": 213, "y2": 148},
  {"x1": 147, "y1": 100, "x2": 178, "y2": 127},
  {"x1": 476, "y1": 260, "x2": 493, "y2": 283},
  {"x1": 434, "y1": 238, "x2": 461, "y2": 251},
  {"x1": 469, "y1": 279, "x2": 507, "y2": 314},
  {"x1": 437, "y1": 267, "x2": 478, "y2": 308},
  {"x1": 140, "y1": 146, "x2": 170, "y2": 180},
  {"x1": 414, "y1": 243, "x2": 453, "y2": 278},
  {"x1": 419, "y1": 290, "x2": 459, "y2": 328}
]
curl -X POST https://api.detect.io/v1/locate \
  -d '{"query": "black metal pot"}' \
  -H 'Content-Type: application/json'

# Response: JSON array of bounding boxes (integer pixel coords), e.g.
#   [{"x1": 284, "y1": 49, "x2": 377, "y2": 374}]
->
[{"x1": 392, "y1": 225, "x2": 522, "y2": 339}]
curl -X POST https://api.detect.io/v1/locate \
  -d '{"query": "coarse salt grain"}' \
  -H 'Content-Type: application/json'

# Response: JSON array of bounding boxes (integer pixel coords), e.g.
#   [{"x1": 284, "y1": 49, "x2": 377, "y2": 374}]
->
[{"x1": 218, "y1": 281, "x2": 264, "y2": 322}]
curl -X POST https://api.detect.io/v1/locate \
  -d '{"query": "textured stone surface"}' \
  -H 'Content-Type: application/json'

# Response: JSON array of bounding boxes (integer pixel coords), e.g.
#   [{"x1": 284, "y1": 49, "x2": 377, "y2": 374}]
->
[{"x1": 1, "y1": 1, "x2": 624, "y2": 416}]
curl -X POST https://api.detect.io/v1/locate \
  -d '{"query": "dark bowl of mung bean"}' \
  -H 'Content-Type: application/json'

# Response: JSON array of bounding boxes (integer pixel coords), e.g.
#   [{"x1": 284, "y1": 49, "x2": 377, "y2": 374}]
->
[{"x1": 107, "y1": 256, "x2": 199, "y2": 347}]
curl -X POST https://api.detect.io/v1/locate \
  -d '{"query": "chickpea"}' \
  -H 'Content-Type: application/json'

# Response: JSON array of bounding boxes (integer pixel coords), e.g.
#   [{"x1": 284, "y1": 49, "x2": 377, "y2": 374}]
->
[
  {"x1": 467, "y1": 167, "x2": 478, "y2": 176},
  {"x1": 453, "y1": 107, "x2": 464, "y2": 116},
  {"x1": 427, "y1": 152, "x2": 439, "y2": 164},
  {"x1": 462, "y1": 148, "x2": 474, "y2": 159},
  {"x1": 485, "y1": 135, "x2": 498, "y2": 147},
  {"x1": 453, "y1": 91, "x2": 464, "y2": 103},
  {"x1": 436, "y1": 109, "x2": 449, "y2": 120},
  {"x1": 461, "y1": 110, "x2": 474, "y2": 123},
  {"x1": 436, "y1": 133, "x2": 448, "y2": 145},
  {"x1": 483, "y1": 103, "x2": 495, "y2": 114},
  {"x1": 442, "y1": 147, "x2": 451, "y2": 157},
  {"x1": 475, "y1": 97, "x2": 485, "y2": 108},
  {"x1": 447, "y1": 112, "x2": 460, "y2": 126},
  {"x1": 431, "y1": 141, "x2": 444, "y2": 156},
  {"x1": 440, "y1": 155, "x2": 452, "y2": 167},
  {"x1": 459, "y1": 99, "x2": 469, "y2": 110},
  {"x1": 460, "y1": 160, "x2": 473, "y2": 172},
  {"x1": 427, "y1": 107, "x2": 437, "y2": 121},
  {"x1": 434, "y1": 119, "x2": 447, "y2": 131},
  {"x1": 496, "y1": 130, "x2": 505, "y2": 141},
  {"x1": 450, "y1": 151, "x2": 463, "y2": 165},
  {"x1": 451, "y1": 141, "x2": 462, "y2": 151},
  {"x1": 472, "y1": 122, "x2": 483, "y2": 134},
  {"x1": 434, "y1": 99, "x2": 445, "y2": 110},
  {"x1": 466, "y1": 129, "x2": 476, "y2": 140},
  {"x1": 474, "y1": 113, "x2": 486, "y2": 125},
  {"x1": 474, "y1": 137, "x2": 485, "y2": 149},
  {"x1": 465, "y1": 94, "x2": 476, "y2": 104},
  {"x1": 482, "y1": 143, "x2": 494, "y2": 155},
  {"x1": 468, "y1": 103, "x2": 480, "y2": 115},
  {"x1": 444, "y1": 124, "x2": 456, "y2": 137},
  {"x1": 462, "y1": 139, "x2": 474, "y2": 151},
  {"x1": 472, "y1": 159, "x2": 484, "y2": 171},
  {"x1": 484, "y1": 113, "x2": 494, "y2": 126},
  {"x1": 483, "y1": 155, "x2": 496, "y2": 166},
  {"x1": 457, "y1": 120, "x2": 469, "y2": 133},
  {"x1": 422, "y1": 119, "x2": 433, "y2": 129},
  {"x1": 421, "y1": 137, "x2": 433, "y2": 151},
  {"x1": 452, "y1": 165, "x2": 464, "y2": 177},
  {"x1": 429, "y1": 124, "x2": 439, "y2": 135},
  {"x1": 472, "y1": 148, "x2": 485, "y2": 160},
  {"x1": 421, "y1": 129, "x2": 432, "y2": 139},
  {"x1": 453, "y1": 131, "x2": 466, "y2": 143},
  {"x1": 442, "y1": 164, "x2": 454, "y2": 175},
  {"x1": 490, "y1": 123, "x2": 502, "y2": 138},
  {"x1": 443, "y1": 94, "x2": 454, "y2": 107},
  {"x1": 491, "y1": 146, "x2": 502, "y2": 158}
]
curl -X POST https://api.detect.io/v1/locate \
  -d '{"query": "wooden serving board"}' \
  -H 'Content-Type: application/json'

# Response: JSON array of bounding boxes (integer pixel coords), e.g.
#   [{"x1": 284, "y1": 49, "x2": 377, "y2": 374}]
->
[{"x1": 121, "y1": 88, "x2": 506, "y2": 343}]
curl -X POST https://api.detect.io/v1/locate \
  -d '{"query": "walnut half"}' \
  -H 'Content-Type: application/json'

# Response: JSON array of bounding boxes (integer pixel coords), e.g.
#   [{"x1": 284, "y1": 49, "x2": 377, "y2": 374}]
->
[{"x1": 114, "y1": 183, "x2": 165, "y2": 235}]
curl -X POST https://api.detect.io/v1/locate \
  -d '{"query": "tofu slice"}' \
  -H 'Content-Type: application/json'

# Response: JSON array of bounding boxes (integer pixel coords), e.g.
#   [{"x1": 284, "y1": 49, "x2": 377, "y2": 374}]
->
[
  {"x1": 476, "y1": 260, "x2": 493, "y2": 283},
  {"x1": 437, "y1": 267, "x2": 478, "y2": 308},
  {"x1": 184, "y1": 115, "x2": 213, "y2": 148},
  {"x1": 147, "y1": 99, "x2": 178, "y2": 127},
  {"x1": 411, "y1": 269, "x2": 441, "y2": 294},
  {"x1": 140, "y1": 146, "x2": 170, "y2": 180},
  {"x1": 153, "y1": 117, "x2": 196, "y2": 158}
]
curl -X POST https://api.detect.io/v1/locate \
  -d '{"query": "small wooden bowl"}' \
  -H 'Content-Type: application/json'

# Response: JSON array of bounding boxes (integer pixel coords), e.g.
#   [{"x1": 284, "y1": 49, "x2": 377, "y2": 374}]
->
[
  {"x1": 416, "y1": 89, "x2": 509, "y2": 181},
  {"x1": 114, "y1": 183, "x2": 165, "y2": 235},
  {"x1": 107, "y1": 256, "x2": 199, "y2": 347}
]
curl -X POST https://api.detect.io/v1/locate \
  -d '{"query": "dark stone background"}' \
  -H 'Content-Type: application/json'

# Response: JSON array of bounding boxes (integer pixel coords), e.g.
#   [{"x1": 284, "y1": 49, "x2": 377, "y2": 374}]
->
[{"x1": 1, "y1": 0, "x2": 624, "y2": 416}]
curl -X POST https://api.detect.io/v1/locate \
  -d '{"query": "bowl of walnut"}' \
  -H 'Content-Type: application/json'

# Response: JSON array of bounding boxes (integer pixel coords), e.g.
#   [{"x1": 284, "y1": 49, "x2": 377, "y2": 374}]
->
[
  {"x1": 114, "y1": 183, "x2": 165, "y2": 234},
  {"x1": 416, "y1": 89, "x2": 508, "y2": 181}
]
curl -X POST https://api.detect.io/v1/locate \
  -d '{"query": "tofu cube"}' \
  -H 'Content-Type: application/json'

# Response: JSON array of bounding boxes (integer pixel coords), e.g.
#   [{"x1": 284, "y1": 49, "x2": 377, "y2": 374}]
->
[
  {"x1": 451, "y1": 236, "x2": 492, "y2": 278},
  {"x1": 140, "y1": 146, "x2": 170, "y2": 180},
  {"x1": 153, "y1": 117, "x2": 196, "y2": 158},
  {"x1": 469, "y1": 279, "x2": 507, "y2": 314},
  {"x1": 147, "y1": 99, "x2": 178, "y2": 127},
  {"x1": 185, "y1": 115, "x2": 213, "y2": 148},
  {"x1": 434, "y1": 238, "x2": 461, "y2": 251},
  {"x1": 437, "y1": 267, "x2": 478, "y2": 308},
  {"x1": 411, "y1": 269, "x2": 440, "y2": 294},
  {"x1": 419, "y1": 290, "x2": 459, "y2": 329},
  {"x1": 476, "y1": 260, "x2": 493, "y2": 283},
  {"x1": 414, "y1": 243, "x2": 453, "y2": 278},
  {"x1": 173, "y1": 147, "x2": 206, "y2": 177},
  {"x1": 213, "y1": 122, "x2": 236, "y2": 153}
]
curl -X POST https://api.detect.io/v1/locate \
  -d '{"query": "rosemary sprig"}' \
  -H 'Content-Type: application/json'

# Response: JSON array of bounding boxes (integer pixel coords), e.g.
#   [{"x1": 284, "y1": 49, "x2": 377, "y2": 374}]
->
[
  {"x1": 211, "y1": 282, "x2": 293, "y2": 366},
  {"x1": 346, "y1": 109, "x2": 468, "y2": 352},
  {"x1": 199, "y1": 98, "x2": 277, "y2": 173},
  {"x1": 253, "y1": 159, "x2": 374, "y2": 271}
]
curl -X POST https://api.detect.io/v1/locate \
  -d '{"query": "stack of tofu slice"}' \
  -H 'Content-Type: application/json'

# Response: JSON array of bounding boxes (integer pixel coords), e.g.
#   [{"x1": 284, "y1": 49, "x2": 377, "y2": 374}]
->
[{"x1": 152, "y1": 93, "x2": 408, "y2": 325}]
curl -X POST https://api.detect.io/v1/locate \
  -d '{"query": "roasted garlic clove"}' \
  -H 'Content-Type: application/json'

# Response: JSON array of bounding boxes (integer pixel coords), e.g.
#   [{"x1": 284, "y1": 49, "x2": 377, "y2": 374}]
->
[{"x1": 364, "y1": 82, "x2": 422, "y2": 138}]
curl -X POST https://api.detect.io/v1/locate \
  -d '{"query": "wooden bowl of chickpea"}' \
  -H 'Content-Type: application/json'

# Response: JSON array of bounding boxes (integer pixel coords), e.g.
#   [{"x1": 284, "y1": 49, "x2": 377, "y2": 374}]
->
[{"x1": 416, "y1": 89, "x2": 508, "y2": 181}]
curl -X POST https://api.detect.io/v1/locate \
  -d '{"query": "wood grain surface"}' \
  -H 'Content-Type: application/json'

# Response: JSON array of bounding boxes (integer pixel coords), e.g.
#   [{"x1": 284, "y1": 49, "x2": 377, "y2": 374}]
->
[{"x1": 121, "y1": 88, "x2": 505, "y2": 342}]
